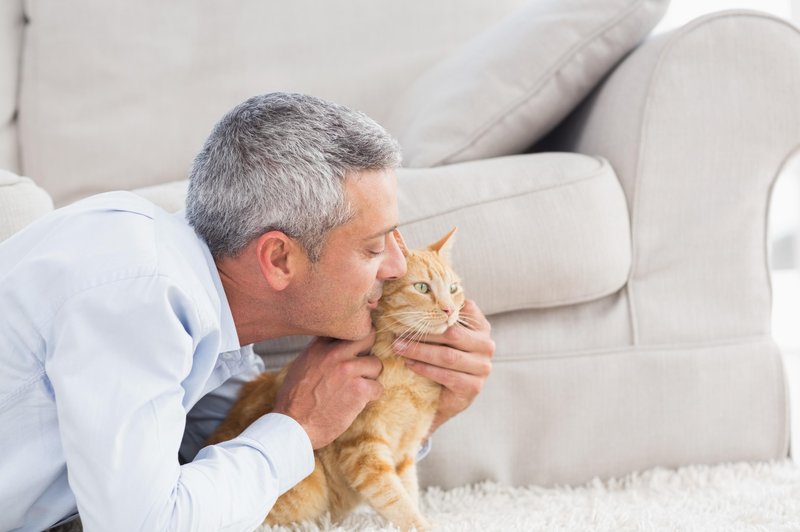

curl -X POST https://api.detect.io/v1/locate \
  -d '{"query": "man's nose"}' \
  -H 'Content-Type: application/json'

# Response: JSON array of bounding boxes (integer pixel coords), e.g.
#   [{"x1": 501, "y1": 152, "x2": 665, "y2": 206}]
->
[{"x1": 379, "y1": 234, "x2": 407, "y2": 281}]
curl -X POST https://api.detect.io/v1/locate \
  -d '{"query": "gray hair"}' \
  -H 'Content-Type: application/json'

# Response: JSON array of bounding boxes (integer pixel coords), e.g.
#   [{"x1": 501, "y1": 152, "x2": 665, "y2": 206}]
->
[{"x1": 186, "y1": 92, "x2": 402, "y2": 261}]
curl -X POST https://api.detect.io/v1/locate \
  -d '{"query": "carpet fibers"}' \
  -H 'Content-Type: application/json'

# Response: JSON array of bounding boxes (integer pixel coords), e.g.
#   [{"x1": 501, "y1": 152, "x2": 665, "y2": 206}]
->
[{"x1": 259, "y1": 460, "x2": 800, "y2": 531}]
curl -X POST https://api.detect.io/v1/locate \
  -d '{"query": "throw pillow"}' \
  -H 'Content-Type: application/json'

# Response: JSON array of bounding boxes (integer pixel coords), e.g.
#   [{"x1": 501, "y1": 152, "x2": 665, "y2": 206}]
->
[{"x1": 386, "y1": 0, "x2": 669, "y2": 167}]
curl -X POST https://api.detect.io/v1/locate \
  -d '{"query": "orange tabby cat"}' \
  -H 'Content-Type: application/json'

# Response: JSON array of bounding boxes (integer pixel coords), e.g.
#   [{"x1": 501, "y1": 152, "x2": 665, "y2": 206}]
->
[{"x1": 208, "y1": 228, "x2": 464, "y2": 531}]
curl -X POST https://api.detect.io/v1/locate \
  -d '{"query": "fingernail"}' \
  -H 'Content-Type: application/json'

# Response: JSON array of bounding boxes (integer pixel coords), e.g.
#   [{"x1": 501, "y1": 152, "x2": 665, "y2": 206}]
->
[{"x1": 394, "y1": 340, "x2": 408, "y2": 352}]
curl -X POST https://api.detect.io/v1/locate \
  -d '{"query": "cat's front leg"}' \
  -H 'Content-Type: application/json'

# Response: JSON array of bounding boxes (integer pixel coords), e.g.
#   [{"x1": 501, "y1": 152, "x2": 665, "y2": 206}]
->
[
  {"x1": 396, "y1": 454, "x2": 421, "y2": 508},
  {"x1": 337, "y1": 439, "x2": 430, "y2": 531}
]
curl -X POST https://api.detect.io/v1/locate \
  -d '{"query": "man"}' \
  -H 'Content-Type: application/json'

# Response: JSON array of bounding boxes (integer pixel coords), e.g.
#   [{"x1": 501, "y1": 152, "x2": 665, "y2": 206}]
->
[{"x1": 0, "y1": 93, "x2": 494, "y2": 531}]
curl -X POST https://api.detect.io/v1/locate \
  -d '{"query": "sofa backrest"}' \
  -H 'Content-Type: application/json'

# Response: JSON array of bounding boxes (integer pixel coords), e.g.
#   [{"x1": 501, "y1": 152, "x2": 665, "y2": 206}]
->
[
  {"x1": 0, "y1": 1, "x2": 22, "y2": 178},
  {"x1": 1, "y1": 0, "x2": 527, "y2": 205}
]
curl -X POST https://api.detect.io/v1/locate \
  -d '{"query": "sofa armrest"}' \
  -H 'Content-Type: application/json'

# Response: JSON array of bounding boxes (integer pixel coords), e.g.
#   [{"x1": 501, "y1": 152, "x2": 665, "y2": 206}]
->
[
  {"x1": 0, "y1": 169, "x2": 53, "y2": 241},
  {"x1": 546, "y1": 11, "x2": 800, "y2": 346}
]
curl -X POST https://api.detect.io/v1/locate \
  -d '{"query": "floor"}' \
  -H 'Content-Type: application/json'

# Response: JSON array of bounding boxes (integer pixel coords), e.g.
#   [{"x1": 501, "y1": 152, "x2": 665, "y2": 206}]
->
[{"x1": 772, "y1": 270, "x2": 800, "y2": 462}]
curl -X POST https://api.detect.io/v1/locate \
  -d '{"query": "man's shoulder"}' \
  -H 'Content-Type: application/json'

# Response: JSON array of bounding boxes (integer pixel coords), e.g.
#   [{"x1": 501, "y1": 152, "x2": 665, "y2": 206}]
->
[
  {"x1": 51, "y1": 192, "x2": 165, "y2": 277},
  {"x1": 70, "y1": 190, "x2": 159, "y2": 218},
  {"x1": 3, "y1": 190, "x2": 211, "y2": 305}
]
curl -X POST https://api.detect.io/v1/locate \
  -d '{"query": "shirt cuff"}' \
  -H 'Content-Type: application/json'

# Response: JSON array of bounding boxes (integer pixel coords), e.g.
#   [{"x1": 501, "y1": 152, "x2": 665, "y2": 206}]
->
[
  {"x1": 237, "y1": 412, "x2": 315, "y2": 495},
  {"x1": 416, "y1": 437, "x2": 432, "y2": 461}
]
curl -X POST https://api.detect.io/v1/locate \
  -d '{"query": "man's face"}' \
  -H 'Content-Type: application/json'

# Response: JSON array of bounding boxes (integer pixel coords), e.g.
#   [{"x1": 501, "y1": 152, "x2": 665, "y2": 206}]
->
[{"x1": 286, "y1": 169, "x2": 407, "y2": 340}]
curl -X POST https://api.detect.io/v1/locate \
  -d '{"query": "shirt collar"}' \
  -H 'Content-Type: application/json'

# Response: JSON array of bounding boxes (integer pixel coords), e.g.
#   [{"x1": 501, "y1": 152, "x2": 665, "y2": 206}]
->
[{"x1": 175, "y1": 209, "x2": 241, "y2": 354}]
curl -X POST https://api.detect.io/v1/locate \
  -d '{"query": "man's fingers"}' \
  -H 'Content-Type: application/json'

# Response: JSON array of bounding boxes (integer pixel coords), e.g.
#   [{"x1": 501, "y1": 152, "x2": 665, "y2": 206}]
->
[
  {"x1": 350, "y1": 329, "x2": 377, "y2": 356},
  {"x1": 322, "y1": 329, "x2": 376, "y2": 361},
  {"x1": 458, "y1": 299, "x2": 491, "y2": 331},
  {"x1": 346, "y1": 354, "x2": 383, "y2": 380},
  {"x1": 404, "y1": 358, "x2": 485, "y2": 395},
  {"x1": 417, "y1": 302, "x2": 493, "y2": 357},
  {"x1": 362, "y1": 378, "x2": 384, "y2": 402},
  {"x1": 396, "y1": 341, "x2": 491, "y2": 377}
]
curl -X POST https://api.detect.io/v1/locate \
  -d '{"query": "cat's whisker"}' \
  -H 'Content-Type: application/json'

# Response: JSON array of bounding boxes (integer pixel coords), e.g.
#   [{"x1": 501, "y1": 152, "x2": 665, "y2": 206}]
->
[
  {"x1": 374, "y1": 322, "x2": 404, "y2": 335},
  {"x1": 409, "y1": 316, "x2": 436, "y2": 341},
  {"x1": 375, "y1": 320, "x2": 430, "y2": 357},
  {"x1": 380, "y1": 310, "x2": 428, "y2": 319},
  {"x1": 456, "y1": 314, "x2": 481, "y2": 330},
  {"x1": 397, "y1": 321, "x2": 430, "y2": 345},
  {"x1": 408, "y1": 327, "x2": 429, "y2": 349},
  {"x1": 456, "y1": 312, "x2": 479, "y2": 324},
  {"x1": 381, "y1": 309, "x2": 426, "y2": 316},
  {"x1": 395, "y1": 317, "x2": 436, "y2": 348},
  {"x1": 374, "y1": 311, "x2": 432, "y2": 334},
  {"x1": 371, "y1": 345, "x2": 397, "y2": 359}
]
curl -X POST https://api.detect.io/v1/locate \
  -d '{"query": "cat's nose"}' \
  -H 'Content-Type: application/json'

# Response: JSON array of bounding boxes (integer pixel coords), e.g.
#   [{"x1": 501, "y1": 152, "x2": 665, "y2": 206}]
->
[{"x1": 441, "y1": 306, "x2": 452, "y2": 316}]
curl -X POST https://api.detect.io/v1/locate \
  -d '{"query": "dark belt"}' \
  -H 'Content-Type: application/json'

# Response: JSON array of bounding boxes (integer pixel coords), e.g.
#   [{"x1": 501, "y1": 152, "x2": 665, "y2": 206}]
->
[{"x1": 43, "y1": 515, "x2": 82, "y2": 532}]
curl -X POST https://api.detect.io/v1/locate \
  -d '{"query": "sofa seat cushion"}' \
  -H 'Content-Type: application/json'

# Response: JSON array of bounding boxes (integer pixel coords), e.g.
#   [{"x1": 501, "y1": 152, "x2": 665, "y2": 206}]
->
[
  {"x1": 395, "y1": 153, "x2": 632, "y2": 314},
  {"x1": 0, "y1": 170, "x2": 53, "y2": 242},
  {"x1": 133, "y1": 152, "x2": 631, "y2": 359}
]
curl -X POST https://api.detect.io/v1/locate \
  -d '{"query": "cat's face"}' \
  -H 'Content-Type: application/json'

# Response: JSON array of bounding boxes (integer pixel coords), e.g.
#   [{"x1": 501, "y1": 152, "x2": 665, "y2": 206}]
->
[{"x1": 377, "y1": 229, "x2": 465, "y2": 336}]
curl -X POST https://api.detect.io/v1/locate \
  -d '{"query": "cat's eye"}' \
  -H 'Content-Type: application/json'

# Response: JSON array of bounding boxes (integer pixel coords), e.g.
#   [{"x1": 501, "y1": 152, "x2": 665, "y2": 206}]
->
[
  {"x1": 413, "y1": 282, "x2": 430, "y2": 294},
  {"x1": 450, "y1": 283, "x2": 459, "y2": 294}
]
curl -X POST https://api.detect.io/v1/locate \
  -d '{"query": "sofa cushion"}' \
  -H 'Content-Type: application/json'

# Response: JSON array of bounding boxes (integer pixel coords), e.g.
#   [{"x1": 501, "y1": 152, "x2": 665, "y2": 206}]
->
[
  {"x1": 133, "y1": 152, "x2": 632, "y2": 358},
  {"x1": 16, "y1": 0, "x2": 529, "y2": 205},
  {"x1": 0, "y1": 170, "x2": 54, "y2": 242},
  {"x1": 386, "y1": 0, "x2": 668, "y2": 168}
]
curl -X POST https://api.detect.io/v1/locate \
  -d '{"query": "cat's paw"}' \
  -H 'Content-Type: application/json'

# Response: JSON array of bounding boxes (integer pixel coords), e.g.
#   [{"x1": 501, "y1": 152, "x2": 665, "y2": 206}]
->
[{"x1": 405, "y1": 516, "x2": 431, "y2": 532}]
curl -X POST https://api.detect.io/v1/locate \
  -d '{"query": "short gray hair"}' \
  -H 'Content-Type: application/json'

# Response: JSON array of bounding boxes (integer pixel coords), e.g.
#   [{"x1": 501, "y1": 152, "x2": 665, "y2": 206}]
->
[{"x1": 186, "y1": 92, "x2": 401, "y2": 261}]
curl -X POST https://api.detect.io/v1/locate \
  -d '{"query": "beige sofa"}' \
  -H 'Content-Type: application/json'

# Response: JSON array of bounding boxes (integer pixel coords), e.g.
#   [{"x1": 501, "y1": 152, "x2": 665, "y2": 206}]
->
[{"x1": 2, "y1": 0, "x2": 799, "y2": 492}]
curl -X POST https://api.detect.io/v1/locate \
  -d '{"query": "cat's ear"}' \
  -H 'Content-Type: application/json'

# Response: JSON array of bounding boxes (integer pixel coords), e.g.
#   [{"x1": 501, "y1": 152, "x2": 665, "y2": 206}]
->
[
  {"x1": 428, "y1": 227, "x2": 457, "y2": 261},
  {"x1": 393, "y1": 228, "x2": 411, "y2": 258}
]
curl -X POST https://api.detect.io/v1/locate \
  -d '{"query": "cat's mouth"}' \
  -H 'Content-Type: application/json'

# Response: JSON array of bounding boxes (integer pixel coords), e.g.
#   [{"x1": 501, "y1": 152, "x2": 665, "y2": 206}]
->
[
  {"x1": 446, "y1": 312, "x2": 460, "y2": 328},
  {"x1": 423, "y1": 314, "x2": 459, "y2": 335},
  {"x1": 429, "y1": 323, "x2": 449, "y2": 334},
  {"x1": 386, "y1": 310, "x2": 461, "y2": 336}
]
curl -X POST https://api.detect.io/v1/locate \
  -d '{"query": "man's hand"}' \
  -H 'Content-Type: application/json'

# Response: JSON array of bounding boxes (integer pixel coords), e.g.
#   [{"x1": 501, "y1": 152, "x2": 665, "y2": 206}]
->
[
  {"x1": 272, "y1": 331, "x2": 383, "y2": 449},
  {"x1": 394, "y1": 299, "x2": 494, "y2": 436}
]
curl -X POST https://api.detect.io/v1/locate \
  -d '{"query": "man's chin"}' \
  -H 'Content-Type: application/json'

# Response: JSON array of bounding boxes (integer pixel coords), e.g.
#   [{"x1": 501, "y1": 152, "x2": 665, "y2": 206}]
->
[{"x1": 325, "y1": 312, "x2": 374, "y2": 342}]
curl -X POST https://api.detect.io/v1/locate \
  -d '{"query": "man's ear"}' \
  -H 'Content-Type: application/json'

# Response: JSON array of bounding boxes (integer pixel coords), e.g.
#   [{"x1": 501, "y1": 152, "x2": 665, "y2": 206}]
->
[{"x1": 254, "y1": 231, "x2": 303, "y2": 291}]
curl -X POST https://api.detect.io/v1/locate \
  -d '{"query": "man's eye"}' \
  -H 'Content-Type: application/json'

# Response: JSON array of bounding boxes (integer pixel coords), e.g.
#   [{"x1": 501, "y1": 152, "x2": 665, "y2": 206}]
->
[{"x1": 368, "y1": 248, "x2": 385, "y2": 256}]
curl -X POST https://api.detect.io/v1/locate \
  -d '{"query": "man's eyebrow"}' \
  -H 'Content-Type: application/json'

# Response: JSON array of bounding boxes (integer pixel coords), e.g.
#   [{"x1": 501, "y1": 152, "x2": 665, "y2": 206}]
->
[{"x1": 363, "y1": 225, "x2": 398, "y2": 241}]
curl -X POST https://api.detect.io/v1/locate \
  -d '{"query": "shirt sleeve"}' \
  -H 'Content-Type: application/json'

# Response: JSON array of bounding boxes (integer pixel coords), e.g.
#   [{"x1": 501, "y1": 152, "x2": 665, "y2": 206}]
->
[
  {"x1": 180, "y1": 346, "x2": 265, "y2": 464},
  {"x1": 45, "y1": 276, "x2": 314, "y2": 532}
]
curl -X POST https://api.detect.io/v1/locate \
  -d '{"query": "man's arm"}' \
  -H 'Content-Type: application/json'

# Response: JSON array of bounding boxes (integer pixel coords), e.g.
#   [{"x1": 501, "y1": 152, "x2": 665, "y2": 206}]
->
[
  {"x1": 392, "y1": 299, "x2": 495, "y2": 436},
  {"x1": 180, "y1": 346, "x2": 264, "y2": 464},
  {"x1": 47, "y1": 277, "x2": 314, "y2": 531}
]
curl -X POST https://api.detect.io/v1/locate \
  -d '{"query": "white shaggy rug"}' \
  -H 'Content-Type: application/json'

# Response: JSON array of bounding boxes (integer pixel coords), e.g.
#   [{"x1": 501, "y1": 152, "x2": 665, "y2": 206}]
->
[{"x1": 258, "y1": 460, "x2": 800, "y2": 531}]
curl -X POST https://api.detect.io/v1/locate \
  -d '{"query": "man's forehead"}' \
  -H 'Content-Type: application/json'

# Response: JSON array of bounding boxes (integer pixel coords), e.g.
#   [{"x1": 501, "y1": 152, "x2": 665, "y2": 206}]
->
[
  {"x1": 362, "y1": 224, "x2": 398, "y2": 241},
  {"x1": 342, "y1": 169, "x2": 398, "y2": 234}
]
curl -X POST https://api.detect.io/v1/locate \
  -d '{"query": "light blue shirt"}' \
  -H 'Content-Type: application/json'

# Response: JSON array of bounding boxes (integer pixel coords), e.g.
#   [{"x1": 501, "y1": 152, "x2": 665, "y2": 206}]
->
[{"x1": 0, "y1": 192, "x2": 315, "y2": 531}]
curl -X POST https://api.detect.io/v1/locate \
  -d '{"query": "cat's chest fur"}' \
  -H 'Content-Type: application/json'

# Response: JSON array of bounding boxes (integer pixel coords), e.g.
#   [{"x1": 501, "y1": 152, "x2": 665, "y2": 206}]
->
[{"x1": 341, "y1": 333, "x2": 441, "y2": 454}]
